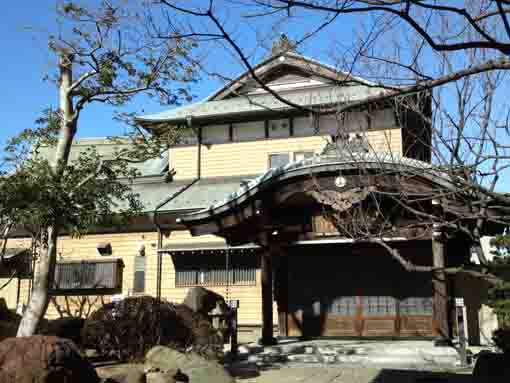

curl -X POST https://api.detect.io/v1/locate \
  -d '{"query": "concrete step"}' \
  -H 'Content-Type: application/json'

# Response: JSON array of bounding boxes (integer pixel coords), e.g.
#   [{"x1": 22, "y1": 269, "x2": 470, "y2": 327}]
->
[{"x1": 233, "y1": 341, "x2": 460, "y2": 368}]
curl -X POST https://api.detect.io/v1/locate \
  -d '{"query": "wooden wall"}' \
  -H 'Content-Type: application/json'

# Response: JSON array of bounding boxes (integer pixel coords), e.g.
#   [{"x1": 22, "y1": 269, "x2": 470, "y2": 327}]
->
[
  {"x1": 171, "y1": 129, "x2": 402, "y2": 180},
  {"x1": 0, "y1": 230, "x2": 273, "y2": 327}
]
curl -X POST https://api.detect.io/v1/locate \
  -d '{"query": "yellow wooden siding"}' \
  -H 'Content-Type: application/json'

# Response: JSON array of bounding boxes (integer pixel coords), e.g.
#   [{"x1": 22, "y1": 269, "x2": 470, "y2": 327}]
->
[
  {"x1": 171, "y1": 130, "x2": 402, "y2": 180},
  {"x1": 1, "y1": 231, "x2": 270, "y2": 326},
  {"x1": 161, "y1": 230, "x2": 275, "y2": 326},
  {"x1": 0, "y1": 237, "x2": 33, "y2": 311},
  {"x1": 40, "y1": 232, "x2": 156, "y2": 318}
]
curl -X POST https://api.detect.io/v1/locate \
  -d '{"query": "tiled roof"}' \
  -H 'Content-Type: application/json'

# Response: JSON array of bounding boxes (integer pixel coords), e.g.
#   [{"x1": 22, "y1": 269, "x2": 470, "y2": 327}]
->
[
  {"x1": 122, "y1": 176, "x2": 254, "y2": 213},
  {"x1": 136, "y1": 84, "x2": 386, "y2": 124},
  {"x1": 179, "y1": 152, "x2": 453, "y2": 223},
  {"x1": 36, "y1": 138, "x2": 168, "y2": 178}
]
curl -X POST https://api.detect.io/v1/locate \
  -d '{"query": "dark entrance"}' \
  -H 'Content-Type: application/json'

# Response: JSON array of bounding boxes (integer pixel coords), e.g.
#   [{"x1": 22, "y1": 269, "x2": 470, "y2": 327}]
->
[{"x1": 284, "y1": 242, "x2": 436, "y2": 337}]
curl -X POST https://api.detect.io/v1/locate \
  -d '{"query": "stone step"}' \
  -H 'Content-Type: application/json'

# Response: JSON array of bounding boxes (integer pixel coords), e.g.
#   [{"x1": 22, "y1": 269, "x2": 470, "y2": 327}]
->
[{"x1": 233, "y1": 342, "x2": 460, "y2": 368}]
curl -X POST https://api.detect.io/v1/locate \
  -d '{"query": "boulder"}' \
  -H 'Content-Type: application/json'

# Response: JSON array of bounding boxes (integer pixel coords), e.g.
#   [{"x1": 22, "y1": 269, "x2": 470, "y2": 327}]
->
[
  {"x1": 182, "y1": 288, "x2": 227, "y2": 315},
  {"x1": 473, "y1": 351, "x2": 510, "y2": 382},
  {"x1": 145, "y1": 346, "x2": 234, "y2": 383},
  {"x1": 108, "y1": 370, "x2": 147, "y2": 383},
  {"x1": 0, "y1": 335, "x2": 99, "y2": 383}
]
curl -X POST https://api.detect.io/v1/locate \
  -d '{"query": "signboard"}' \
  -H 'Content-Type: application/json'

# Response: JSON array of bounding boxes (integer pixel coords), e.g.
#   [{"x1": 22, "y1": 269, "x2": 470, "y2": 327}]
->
[{"x1": 455, "y1": 297, "x2": 465, "y2": 307}]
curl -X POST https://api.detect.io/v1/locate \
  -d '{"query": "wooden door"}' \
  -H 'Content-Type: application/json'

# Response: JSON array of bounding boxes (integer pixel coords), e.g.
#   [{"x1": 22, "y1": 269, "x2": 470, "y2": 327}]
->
[{"x1": 285, "y1": 245, "x2": 435, "y2": 338}]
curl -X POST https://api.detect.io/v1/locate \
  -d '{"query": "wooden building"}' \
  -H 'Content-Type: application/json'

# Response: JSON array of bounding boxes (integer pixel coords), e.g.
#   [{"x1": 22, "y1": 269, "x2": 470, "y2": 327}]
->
[{"x1": 0, "y1": 40, "x2": 499, "y2": 344}]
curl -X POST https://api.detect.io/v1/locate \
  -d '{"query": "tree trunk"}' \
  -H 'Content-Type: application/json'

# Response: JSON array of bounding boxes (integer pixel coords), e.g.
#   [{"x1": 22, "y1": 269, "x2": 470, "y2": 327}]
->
[
  {"x1": 17, "y1": 53, "x2": 76, "y2": 337},
  {"x1": 16, "y1": 226, "x2": 58, "y2": 336}
]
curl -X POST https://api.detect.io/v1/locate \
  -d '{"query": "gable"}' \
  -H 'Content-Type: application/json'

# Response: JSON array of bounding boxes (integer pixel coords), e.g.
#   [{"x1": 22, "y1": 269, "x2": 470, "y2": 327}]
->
[
  {"x1": 208, "y1": 53, "x2": 366, "y2": 101},
  {"x1": 230, "y1": 68, "x2": 331, "y2": 97}
]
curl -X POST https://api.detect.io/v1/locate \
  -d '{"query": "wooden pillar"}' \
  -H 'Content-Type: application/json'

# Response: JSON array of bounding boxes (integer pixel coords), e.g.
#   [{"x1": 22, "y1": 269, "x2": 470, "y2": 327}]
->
[
  {"x1": 275, "y1": 254, "x2": 288, "y2": 337},
  {"x1": 261, "y1": 251, "x2": 277, "y2": 345},
  {"x1": 432, "y1": 236, "x2": 451, "y2": 339}
]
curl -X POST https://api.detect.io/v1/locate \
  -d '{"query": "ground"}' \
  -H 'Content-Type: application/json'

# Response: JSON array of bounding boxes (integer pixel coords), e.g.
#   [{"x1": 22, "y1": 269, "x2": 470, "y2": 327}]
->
[
  {"x1": 95, "y1": 339, "x2": 478, "y2": 383},
  {"x1": 96, "y1": 363, "x2": 475, "y2": 383}
]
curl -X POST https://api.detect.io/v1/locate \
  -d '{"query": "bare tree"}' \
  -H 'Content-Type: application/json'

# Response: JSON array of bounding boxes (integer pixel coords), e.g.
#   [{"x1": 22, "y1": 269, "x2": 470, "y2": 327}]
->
[{"x1": 149, "y1": 1, "x2": 510, "y2": 280}]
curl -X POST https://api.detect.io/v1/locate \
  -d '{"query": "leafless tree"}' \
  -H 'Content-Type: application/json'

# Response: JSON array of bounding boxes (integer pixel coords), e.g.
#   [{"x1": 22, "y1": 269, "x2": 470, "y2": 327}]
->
[{"x1": 150, "y1": 1, "x2": 510, "y2": 279}]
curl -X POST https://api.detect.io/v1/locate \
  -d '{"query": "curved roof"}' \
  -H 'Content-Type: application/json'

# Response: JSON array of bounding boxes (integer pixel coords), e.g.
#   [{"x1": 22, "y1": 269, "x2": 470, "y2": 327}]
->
[
  {"x1": 178, "y1": 152, "x2": 456, "y2": 224},
  {"x1": 135, "y1": 52, "x2": 388, "y2": 125}
]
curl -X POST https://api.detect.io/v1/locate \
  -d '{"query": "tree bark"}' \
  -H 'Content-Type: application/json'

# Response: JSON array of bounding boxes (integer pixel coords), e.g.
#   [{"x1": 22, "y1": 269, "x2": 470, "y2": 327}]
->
[
  {"x1": 16, "y1": 226, "x2": 58, "y2": 336},
  {"x1": 17, "y1": 53, "x2": 76, "y2": 337},
  {"x1": 432, "y1": 237, "x2": 451, "y2": 339}
]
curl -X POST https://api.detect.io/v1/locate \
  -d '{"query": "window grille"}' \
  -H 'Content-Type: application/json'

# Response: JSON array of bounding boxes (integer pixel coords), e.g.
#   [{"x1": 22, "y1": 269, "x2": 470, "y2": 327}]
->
[
  {"x1": 329, "y1": 296, "x2": 357, "y2": 316},
  {"x1": 174, "y1": 253, "x2": 258, "y2": 287},
  {"x1": 362, "y1": 296, "x2": 397, "y2": 316},
  {"x1": 175, "y1": 267, "x2": 256, "y2": 287},
  {"x1": 52, "y1": 259, "x2": 123, "y2": 294},
  {"x1": 399, "y1": 297, "x2": 433, "y2": 315}
]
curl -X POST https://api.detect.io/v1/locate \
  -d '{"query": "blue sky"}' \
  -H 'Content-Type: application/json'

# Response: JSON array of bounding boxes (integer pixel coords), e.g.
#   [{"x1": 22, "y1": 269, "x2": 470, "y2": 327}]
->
[
  {"x1": 1, "y1": 2, "x2": 508, "y2": 191},
  {"x1": 0, "y1": 2, "x2": 350, "y2": 148}
]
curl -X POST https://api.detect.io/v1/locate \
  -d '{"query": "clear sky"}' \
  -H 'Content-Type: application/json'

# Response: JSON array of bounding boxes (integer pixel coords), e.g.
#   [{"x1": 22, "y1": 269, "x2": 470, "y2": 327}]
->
[
  {"x1": 0, "y1": 1, "x2": 349, "y2": 148},
  {"x1": 1, "y1": 2, "x2": 508, "y2": 191}
]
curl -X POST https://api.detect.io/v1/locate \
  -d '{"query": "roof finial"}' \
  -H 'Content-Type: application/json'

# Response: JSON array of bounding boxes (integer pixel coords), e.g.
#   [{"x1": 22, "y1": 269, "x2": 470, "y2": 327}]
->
[{"x1": 271, "y1": 33, "x2": 296, "y2": 56}]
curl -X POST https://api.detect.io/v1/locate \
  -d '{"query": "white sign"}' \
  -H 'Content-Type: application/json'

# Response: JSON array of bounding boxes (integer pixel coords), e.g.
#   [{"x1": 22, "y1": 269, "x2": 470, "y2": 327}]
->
[{"x1": 455, "y1": 297, "x2": 465, "y2": 307}]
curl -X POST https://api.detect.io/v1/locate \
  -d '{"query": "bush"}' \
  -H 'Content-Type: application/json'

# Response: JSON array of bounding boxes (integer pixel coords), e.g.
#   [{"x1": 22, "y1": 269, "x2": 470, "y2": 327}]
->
[
  {"x1": 81, "y1": 295, "x2": 224, "y2": 362},
  {"x1": 82, "y1": 296, "x2": 191, "y2": 361},
  {"x1": 493, "y1": 328, "x2": 510, "y2": 354}
]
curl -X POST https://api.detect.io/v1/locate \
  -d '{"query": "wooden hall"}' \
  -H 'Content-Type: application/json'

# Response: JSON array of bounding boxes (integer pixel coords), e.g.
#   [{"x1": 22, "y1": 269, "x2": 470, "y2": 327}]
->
[
  {"x1": 1, "y1": 37, "x2": 501, "y2": 346},
  {"x1": 176, "y1": 149, "x2": 487, "y2": 344}
]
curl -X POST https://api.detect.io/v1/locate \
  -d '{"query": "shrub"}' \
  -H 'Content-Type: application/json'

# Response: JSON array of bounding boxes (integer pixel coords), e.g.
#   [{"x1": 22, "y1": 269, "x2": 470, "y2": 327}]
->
[
  {"x1": 81, "y1": 295, "x2": 224, "y2": 362},
  {"x1": 493, "y1": 328, "x2": 510, "y2": 354}
]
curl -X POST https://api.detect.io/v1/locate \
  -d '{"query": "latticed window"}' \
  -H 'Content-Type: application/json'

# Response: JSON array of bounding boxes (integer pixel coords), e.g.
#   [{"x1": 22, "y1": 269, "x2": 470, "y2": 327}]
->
[
  {"x1": 362, "y1": 296, "x2": 397, "y2": 317},
  {"x1": 329, "y1": 296, "x2": 357, "y2": 316},
  {"x1": 174, "y1": 253, "x2": 258, "y2": 287},
  {"x1": 175, "y1": 267, "x2": 257, "y2": 287},
  {"x1": 52, "y1": 259, "x2": 123, "y2": 294},
  {"x1": 399, "y1": 297, "x2": 433, "y2": 315}
]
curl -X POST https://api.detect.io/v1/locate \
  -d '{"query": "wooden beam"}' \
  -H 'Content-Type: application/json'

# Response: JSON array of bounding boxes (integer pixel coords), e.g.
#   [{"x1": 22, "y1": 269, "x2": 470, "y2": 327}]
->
[
  {"x1": 432, "y1": 236, "x2": 451, "y2": 339},
  {"x1": 261, "y1": 250, "x2": 277, "y2": 345}
]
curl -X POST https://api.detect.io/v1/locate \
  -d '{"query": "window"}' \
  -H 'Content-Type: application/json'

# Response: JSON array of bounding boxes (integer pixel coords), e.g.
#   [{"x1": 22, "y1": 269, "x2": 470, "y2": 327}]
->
[
  {"x1": 399, "y1": 297, "x2": 433, "y2": 315},
  {"x1": 268, "y1": 119, "x2": 290, "y2": 138},
  {"x1": 133, "y1": 255, "x2": 146, "y2": 293},
  {"x1": 362, "y1": 296, "x2": 397, "y2": 317},
  {"x1": 52, "y1": 259, "x2": 123, "y2": 294},
  {"x1": 268, "y1": 153, "x2": 290, "y2": 169},
  {"x1": 294, "y1": 151, "x2": 314, "y2": 162},
  {"x1": 174, "y1": 253, "x2": 258, "y2": 287}
]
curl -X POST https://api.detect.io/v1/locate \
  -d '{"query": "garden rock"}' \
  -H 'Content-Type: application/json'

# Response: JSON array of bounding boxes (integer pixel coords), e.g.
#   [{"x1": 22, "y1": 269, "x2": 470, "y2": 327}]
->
[
  {"x1": 0, "y1": 335, "x2": 99, "y2": 383},
  {"x1": 145, "y1": 346, "x2": 234, "y2": 383},
  {"x1": 108, "y1": 369, "x2": 147, "y2": 383},
  {"x1": 182, "y1": 287, "x2": 227, "y2": 315}
]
